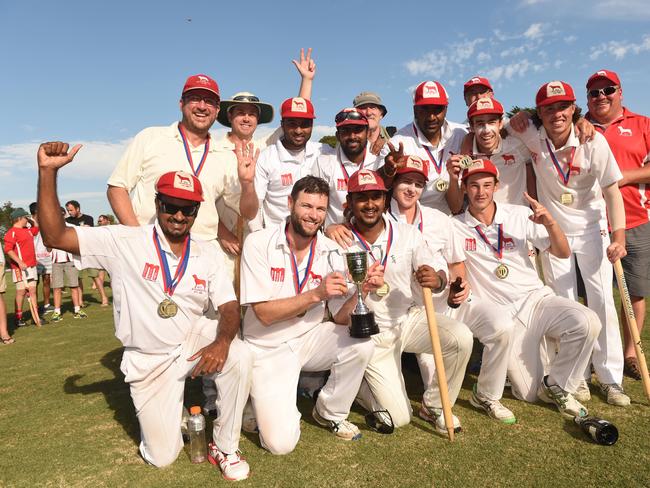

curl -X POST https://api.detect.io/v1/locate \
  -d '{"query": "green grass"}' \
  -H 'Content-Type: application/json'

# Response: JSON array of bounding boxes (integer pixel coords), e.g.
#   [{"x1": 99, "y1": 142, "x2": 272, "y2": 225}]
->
[{"x1": 1, "y1": 278, "x2": 650, "y2": 487}]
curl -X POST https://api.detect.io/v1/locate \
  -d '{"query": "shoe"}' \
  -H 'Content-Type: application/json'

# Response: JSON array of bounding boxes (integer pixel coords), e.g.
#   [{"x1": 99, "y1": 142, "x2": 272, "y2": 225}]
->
[
  {"x1": 469, "y1": 384, "x2": 516, "y2": 424},
  {"x1": 1, "y1": 337, "x2": 15, "y2": 345},
  {"x1": 73, "y1": 310, "x2": 88, "y2": 319},
  {"x1": 42, "y1": 304, "x2": 54, "y2": 313},
  {"x1": 599, "y1": 383, "x2": 631, "y2": 407},
  {"x1": 15, "y1": 318, "x2": 26, "y2": 328},
  {"x1": 537, "y1": 376, "x2": 588, "y2": 418},
  {"x1": 364, "y1": 409, "x2": 394, "y2": 434},
  {"x1": 418, "y1": 404, "x2": 462, "y2": 436},
  {"x1": 312, "y1": 406, "x2": 361, "y2": 441},
  {"x1": 573, "y1": 379, "x2": 591, "y2": 403},
  {"x1": 50, "y1": 312, "x2": 62, "y2": 322},
  {"x1": 207, "y1": 442, "x2": 250, "y2": 481},
  {"x1": 624, "y1": 357, "x2": 642, "y2": 381}
]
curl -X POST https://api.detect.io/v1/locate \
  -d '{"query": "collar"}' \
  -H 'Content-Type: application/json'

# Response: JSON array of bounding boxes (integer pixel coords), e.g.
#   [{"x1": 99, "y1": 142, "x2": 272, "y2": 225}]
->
[
  {"x1": 586, "y1": 106, "x2": 635, "y2": 128},
  {"x1": 171, "y1": 121, "x2": 216, "y2": 152},
  {"x1": 463, "y1": 202, "x2": 504, "y2": 228},
  {"x1": 388, "y1": 198, "x2": 421, "y2": 227},
  {"x1": 350, "y1": 214, "x2": 391, "y2": 245},
  {"x1": 275, "y1": 220, "x2": 328, "y2": 256},
  {"x1": 539, "y1": 124, "x2": 579, "y2": 151},
  {"x1": 153, "y1": 221, "x2": 200, "y2": 257},
  {"x1": 338, "y1": 143, "x2": 371, "y2": 167},
  {"x1": 276, "y1": 138, "x2": 318, "y2": 164},
  {"x1": 413, "y1": 119, "x2": 451, "y2": 149}
]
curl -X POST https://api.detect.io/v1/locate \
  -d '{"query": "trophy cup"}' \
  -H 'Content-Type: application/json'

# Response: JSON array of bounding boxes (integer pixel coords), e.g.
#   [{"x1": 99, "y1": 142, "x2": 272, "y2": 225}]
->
[{"x1": 346, "y1": 251, "x2": 380, "y2": 338}]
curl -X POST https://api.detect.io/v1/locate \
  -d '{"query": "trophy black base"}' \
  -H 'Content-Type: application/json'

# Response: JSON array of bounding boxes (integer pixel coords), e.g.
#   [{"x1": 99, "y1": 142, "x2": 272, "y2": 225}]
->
[{"x1": 349, "y1": 312, "x2": 379, "y2": 338}]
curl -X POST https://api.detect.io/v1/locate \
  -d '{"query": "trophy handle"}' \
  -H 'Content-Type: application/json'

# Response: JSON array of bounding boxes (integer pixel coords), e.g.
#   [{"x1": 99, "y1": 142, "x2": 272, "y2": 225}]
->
[
  {"x1": 370, "y1": 244, "x2": 384, "y2": 266},
  {"x1": 327, "y1": 249, "x2": 342, "y2": 273}
]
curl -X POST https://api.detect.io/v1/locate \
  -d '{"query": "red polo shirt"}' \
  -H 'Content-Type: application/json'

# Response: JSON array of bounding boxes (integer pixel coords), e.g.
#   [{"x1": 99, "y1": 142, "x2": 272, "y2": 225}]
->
[{"x1": 3, "y1": 226, "x2": 39, "y2": 269}]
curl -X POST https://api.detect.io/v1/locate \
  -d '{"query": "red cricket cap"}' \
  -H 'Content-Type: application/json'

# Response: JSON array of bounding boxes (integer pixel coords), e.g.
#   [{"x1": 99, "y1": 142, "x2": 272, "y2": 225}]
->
[
  {"x1": 413, "y1": 81, "x2": 449, "y2": 106},
  {"x1": 586, "y1": 69, "x2": 621, "y2": 89},
  {"x1": 467, "y1": 97, "x2": 504, "y2": 120},
  {"x1": 395, "y1": 155, "x2": 429, "y2": 181},
  {"x1": 335, "y1": 108, "x2": 369, "y2": 127},
  {"x1": 535, "y1": 80, "x2": 576, "y2": 107},
  {"x1": 155, "y1": 171, "x2": 204, "y2": 202},
  {"x1": 347, "y1": 169, "x2": 387, "y2": 193},
  {"x1": 281, "y1": 97, "x2": 315, "y2": 119},
  {"x1": 182, "y1": 74, "x2": 220, "y2": 98},
  {"x1": 463, "y1": 76, "x2": 493, "y2": 93},
  {"x1": 461, "y1": 158, "x2": 499, "y2": 182}
]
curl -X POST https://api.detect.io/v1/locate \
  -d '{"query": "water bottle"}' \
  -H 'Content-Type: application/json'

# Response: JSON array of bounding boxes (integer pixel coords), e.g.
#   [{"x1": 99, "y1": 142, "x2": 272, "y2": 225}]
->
[
  {"x1": 447, "y1": 277, "x2": 464, "y2": 309},
  {"x1": 188, "y1": 406, "x2": 207, "y2": 463},
  {"x1": 574, "y1": 416, "x2": 619, "y2": 446}
]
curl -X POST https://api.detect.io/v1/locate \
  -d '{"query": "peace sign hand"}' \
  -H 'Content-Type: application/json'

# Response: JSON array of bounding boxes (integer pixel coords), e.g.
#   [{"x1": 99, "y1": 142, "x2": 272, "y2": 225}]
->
[
  {"x1": 384, "y1": 142, "x2": 408, "y2": 177},
  {"x1": 37, "y1": 142, "x2": 82, "y2": 171},
  {"x1": 235, "y1": 140, "x2": 259, "y2": 185},
  {"x1": 524, "y1": 192, "x2": 555, "y2": 227},
  {"x1": 292, "y1": 47, "x2": 316, "y2": 81}
]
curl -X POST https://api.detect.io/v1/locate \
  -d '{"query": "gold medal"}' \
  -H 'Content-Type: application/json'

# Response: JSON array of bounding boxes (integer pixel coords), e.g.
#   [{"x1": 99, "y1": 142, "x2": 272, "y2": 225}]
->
[
  {"x1": 157, "y1": 298, "x2": 178, "y2": 319},
  {"x1": 495, "y1": 263, "x2": 509, "y2": 280},
  {"x1": 560, "y1": 193, "x2": 574, "y2": 205},
  {"x1": 374, "y1": 282, "x2": 390, "y2": 298},
  {"x1": 458, "y1": 155, "x2": 473, "y2": 169},
  {"x1": 435, "y1": 178, "x2": 449, "y2": 192}
]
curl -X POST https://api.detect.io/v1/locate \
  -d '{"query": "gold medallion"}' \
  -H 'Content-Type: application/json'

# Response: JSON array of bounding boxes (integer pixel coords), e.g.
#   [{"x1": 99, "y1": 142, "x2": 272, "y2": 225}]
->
[
  {"x1": 435, "y1": 178, "x2": 449, "y2": 192},
  {"x1": 157, "y1": 298, "x2": 178, "y2": 319},
  {"x1": 374, "y1": 282, "x2": 390, "y2": 298},
  {"x1": 458, "y1": 155, "x2": 474, "y2": 169},
  {"x1": 560, "y1": 193, "x2": 574, "y2": 205},
  {"x1": 495, "y1": 263, "x2": 509, "y2": 280}
]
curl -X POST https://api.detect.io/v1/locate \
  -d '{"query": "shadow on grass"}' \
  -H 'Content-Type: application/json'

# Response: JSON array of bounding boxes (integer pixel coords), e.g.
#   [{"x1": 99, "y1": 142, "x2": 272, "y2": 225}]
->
[{"x1": 63, "y1": 347, "x2": 140, "y2": 444}]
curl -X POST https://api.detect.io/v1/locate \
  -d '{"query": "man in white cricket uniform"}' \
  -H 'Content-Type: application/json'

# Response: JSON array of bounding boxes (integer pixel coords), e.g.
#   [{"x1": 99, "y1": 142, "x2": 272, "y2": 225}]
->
[
  {"x1": 453, "y1": 159, "x2": 601, "y2": 418},
  {"x1": 345, "y1": 169, "x2": 473, "y2": 434},
  {"x1": 241, "y1": 176, "x2": 376, "y2": 454},
  {"x1": 38, "y1": 142, "x2": 253, "y2": 481},
  {"x1": 379, "y1": 81, "x2": 468, "y2": 214},
  {"x1": 253, "y1": 97, "x2": 334, "y2": 229},
  {"x1": 508, "y1": 81, "x2": 630, "y2": 406},
  {"x1": 107, "y1": 74, "x2": 258, "y2": 242},
  {"x1": 387, "y1": 157, "x2": 517, "y2": 424}
]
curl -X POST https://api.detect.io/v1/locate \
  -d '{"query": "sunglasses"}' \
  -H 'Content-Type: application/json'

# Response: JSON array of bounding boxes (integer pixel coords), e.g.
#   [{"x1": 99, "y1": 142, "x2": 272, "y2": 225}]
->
[
  {"x1": 158, "y1": 198, "x2": 200, "y2": 217},
  {"x1": 588, "y1": 86, "x2": 618, "y2": 98},
  {"x1": 232, "y1": 94, "x2": 260, "y2": 102},
  {"x1": 183, "y1": 94, "x2": 219, "y2": 107},
  {"x1": 335, "y1": 110, "x2": 368, "y2": 124}
]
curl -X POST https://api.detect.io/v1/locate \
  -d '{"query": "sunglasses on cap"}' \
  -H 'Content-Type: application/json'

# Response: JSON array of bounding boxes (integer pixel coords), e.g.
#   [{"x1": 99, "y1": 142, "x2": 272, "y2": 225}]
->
[
  {"x1": 588, "y1": 86, "x2": 618, "y2": 98},
  {"x1": 232, "y1": 94, "x2": 260, "y2": 103},
  {"x1": 157, "y1": 197, "x2": 200, "y2": 217},
  {"x1": 335, "y1": 110, "x2": 368, "y2": 124}
]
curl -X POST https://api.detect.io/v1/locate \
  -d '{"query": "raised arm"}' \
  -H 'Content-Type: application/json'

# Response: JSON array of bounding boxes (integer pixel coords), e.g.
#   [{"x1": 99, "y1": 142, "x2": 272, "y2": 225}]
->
[
  {"x1": 293, "y1": 48, "x2": 316, "y2": 100},
  {"x1": 107, "y1": 185, "x2": 140, "y2": 226}
]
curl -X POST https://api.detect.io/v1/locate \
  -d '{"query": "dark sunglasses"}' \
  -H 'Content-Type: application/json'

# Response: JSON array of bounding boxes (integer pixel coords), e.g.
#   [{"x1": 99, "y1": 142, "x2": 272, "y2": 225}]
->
[
  {"x1": 588, "y1": 86, "x2": 617, "y2": 98},
  {"x1": 158, "y1": 198, "x2": 200, "y2": 217},
  {"x1": 335, "y1": 110, "x2": 368, "y2": 124},
  {"x1": 232, "y1": 94, "x2": 260, "y2": 102}
]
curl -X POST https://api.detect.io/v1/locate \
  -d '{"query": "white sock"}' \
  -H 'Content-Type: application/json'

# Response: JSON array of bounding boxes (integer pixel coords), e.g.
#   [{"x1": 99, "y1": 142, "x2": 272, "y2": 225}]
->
[{"x1": 74, "y1": 306, "x2": 80, "y2": 313}]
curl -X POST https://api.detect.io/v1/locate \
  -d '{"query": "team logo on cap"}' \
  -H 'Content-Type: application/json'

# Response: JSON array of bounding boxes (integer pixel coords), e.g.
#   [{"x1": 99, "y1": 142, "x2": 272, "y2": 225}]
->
[
  {"x1": 422, "y1": 82, "x2": 440, "y2": 99},
  {"x1": 197, "y1": 75, "x2": 210, "y2": 84},
  {"x1": 469, "y1": 160, "x2": 486, "y2": 171},
  {"x1": 406, "y1": 156, "x2": 424, "y2": 170},
  {"x1": 470, "y1": 77, "x2": 481, "y2": 83},
  {"x1": 547, "y1": 82, "x2": 566, "y2": 96},
  {"x1": 477, "y1": 98, "x2": 494, "y2": 110},
  {"x1": 291, "y1": 97, "x2": 307, "y2": 113},
  {"x1": 597, "y1": 70, "x2": 607, "y2": 76},
  {"x1": 174, "y1": 172, "x2": 195, "y2": 191},
  {"x1": 357, "y1": 170, "x2": 378, "y2": 185}
]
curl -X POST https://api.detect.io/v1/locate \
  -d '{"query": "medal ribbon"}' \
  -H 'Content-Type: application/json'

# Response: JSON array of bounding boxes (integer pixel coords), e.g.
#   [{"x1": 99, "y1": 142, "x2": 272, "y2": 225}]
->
[
  {"x1": 413, "y1": 123, "x2": 443, "y2": 175},
  {"x1": 285, "y1": 224, "x2": 317, "y2": 293},
  {"x1": 338, "y1": 146, "x2": 365, "y2": 184},
  {"x1": 545, "y1": 139, "x2": 576, "y2": 185},
  {"x1": 350, "y1": 220, "x2": 393, "y2": 269},
  {"x1": 474, "y1": 223, "x2": 503, "y2": 260},
  {"x1": 153, "y1": 228, "x2": 191, "y2": 297},
  {"x1": 178, "y1": 123, "x2": 210, "y2": 177}
]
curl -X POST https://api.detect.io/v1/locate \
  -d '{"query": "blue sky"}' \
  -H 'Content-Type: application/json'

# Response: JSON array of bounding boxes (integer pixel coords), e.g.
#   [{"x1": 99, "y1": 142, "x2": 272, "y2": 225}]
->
[{"x1": 2, "y1": 0, "x2": 649, "y2": 219}]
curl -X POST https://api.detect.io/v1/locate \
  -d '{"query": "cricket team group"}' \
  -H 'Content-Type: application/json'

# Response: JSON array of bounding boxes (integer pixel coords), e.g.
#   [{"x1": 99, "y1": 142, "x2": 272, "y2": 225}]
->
[{"x1": 33, "y1": 49, "x2": 649, "y2": 480}]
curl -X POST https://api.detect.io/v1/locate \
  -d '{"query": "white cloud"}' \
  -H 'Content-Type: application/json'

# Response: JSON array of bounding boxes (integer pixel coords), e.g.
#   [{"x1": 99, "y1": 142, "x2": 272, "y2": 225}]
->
[
  {"x1": 404, "y1": 39, "x2": 484, "y2": 79},
  {"x1": 589, "y1": 34, "x2": 650, "y2": 60},
  {"x1": 564, "y1": 35, "x2": 577, "y2": 43},
  {"x1": 520, "y1": 0, "x2": 650, "y2": 20},
  {"x1": 523, "y1": 23, "x2": 545, "y2": 40}
]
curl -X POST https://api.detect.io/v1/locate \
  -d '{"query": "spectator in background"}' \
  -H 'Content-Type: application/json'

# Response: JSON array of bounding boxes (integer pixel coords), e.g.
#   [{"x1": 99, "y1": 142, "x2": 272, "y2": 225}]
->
[
  {"x1": 0, "y1": 246, "x2": 13, "y2": 344},
  {"x1": 353, "y1": 92, "x2": 391, "y2": 155},
  {"x1": 30, "y1": 202, "x2": 53, "y2": 314}
]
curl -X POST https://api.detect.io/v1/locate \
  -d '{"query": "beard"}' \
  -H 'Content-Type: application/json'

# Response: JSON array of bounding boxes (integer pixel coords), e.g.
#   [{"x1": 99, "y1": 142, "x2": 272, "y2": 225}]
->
[{"x1": 290, "y1": 212, "x2": 321, "y2": 238}]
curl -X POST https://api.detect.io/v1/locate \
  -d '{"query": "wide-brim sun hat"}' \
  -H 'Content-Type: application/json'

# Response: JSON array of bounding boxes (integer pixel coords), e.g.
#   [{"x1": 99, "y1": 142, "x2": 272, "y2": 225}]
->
[{"x1": 217, "y1": 92, "x2": 274, "y2": 127}]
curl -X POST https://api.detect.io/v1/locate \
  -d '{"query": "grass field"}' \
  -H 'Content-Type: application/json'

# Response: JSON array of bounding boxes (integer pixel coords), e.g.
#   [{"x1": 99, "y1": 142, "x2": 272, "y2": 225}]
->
[{"x1": 1, "y1": 277, "x2": 649, "y2": 487}]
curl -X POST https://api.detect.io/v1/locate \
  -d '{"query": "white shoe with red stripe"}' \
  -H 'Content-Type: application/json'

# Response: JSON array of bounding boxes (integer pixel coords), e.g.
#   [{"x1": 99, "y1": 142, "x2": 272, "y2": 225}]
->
[{"x1": 207, "y1": 442, "x2": 250, "y2": 481}]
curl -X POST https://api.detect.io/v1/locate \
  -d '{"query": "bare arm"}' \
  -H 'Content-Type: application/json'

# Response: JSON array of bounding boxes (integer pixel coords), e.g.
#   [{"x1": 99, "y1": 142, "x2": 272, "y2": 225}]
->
[
  {"x1": 293, "y1": 48, "x2": 316, "y2": 100},
  {"x1": 107, "y1": 185, "x2": 140, "y2": 226},
  {"x1": 619, "y1": 163, "x2": 650, "y2": 186},
  {"x1": 6, "y1": 250, "x2": 26, "y2": 269},
  {"x1": 525, "y1": 163, "x2": 538, "y2": 201},
  {"x1": 524, "y1": 192, "x2": 569, "y2": 259},
  {"x1": 445, "y1": 154, "x2": 465, "y2": 214},
  {"x1": 37, "y1": 142, "x2": 82, "y2": 254},
  {"x1": 235, "y1": 141, "x2": 259, "y2": 220},
  {"x1": 602, "y1": 182, "x2": 627, "y2": 262}
]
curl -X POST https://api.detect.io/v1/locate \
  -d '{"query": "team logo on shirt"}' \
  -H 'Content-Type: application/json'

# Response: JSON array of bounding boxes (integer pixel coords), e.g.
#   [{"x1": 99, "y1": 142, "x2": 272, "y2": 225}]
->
[
  {"x1": 503, "y1": 236, "x2": 515, "y2": 251},
  {"x1": 617, "y1": 126, "x2": 633, "y2": 137},
  {"x1": 465, "y1": 238, "x2": 476, "y2": 252},
  {"x1": 192, "y1": 274, "x2": 207, "y2": 293},
  {"x1": 281, "y1": 173, "x2": 293, "y2": 186},
  {"x1": 142, "y1": 263, "x2": 160, "y2": 281},
  {"x1": 502, "y1": 154, "x2": 515, "y2": 165},
  {"x1": 531, "y1": 152, "x2": 538, "y2": 164},
  {"x1": 337, "y1": 179, "x2": 348, "y2": 191},
  {"x1": 309, "y1": 271, "x2": 322, "y2": 287},
  {"x1": 271, "y1": 267, "x2": 285, "y2": 282}
]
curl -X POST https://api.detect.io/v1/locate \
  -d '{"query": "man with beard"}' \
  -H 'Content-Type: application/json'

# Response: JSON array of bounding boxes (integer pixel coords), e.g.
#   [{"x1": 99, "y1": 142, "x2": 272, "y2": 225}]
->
[
  {"x1": 380, "y1": 80, "x2": 468, "y2": 215},
  {"x1": 345, "y1": 169, "x2": 473, "y2": 435},
  {"x1": 37, "y1": 142, "x2": 253, "y2": 481},
  {"x1": 240, "y1": 176, "x2": 379, "y2": 454},
  {"x1": 312, "y1": 108, "x2": 380, "y2": 244},
  {"x1": 585, "y1": 69, "x2": 650, "y2": 381},
  {"x1": 508, "y1": 81, "x2": 629, "y2": 406}
]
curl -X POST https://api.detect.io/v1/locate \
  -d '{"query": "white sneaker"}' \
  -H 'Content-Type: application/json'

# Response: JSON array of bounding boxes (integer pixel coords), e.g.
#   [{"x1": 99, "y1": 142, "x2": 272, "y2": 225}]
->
[
  {"x1": 537, "y1": 376, "x2": 588, "y2": 418},
  {"x1": 573, "y1": 379, "x2": 591, "y2": 403},
  {"x1": 207, "y1": 442, "x2": 250, "y2": 481},
  {"x1": 469, "y1": 384, "x2": 516, "y2": 424},
  {"x1": 418, "y1": 404, "x2": 462, "y2": 436},
  {"x1": 312, "y1": 407, "x2": 361, "y2": 441},
  {"x1": 599, "y1": 383, "x2": 631, "y2": 407}
]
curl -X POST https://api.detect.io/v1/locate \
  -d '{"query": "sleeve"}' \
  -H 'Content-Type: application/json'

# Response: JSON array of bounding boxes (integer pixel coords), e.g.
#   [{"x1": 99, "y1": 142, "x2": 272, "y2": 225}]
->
[
  {"x1": 3, "y1": 230, "x2": 16, "y2": 253},
  {"x1": 311, "y1": 155, "x2": 326, "y2": 181},
  {"x1": 240, "y1": 234, "x2": 275, "y2": 305},
  {"x1": 411, "y1": 231, "x2": 443, "y2": 270},
  {"x1": 73, "y1": 226, "x2": 119, "y2": 271},
  {"x1": 591, "y1": 134, "x2": 623, "y2": 188},
  {"x1": 29, "y1": 226, "x2": 40, "y2": 237},
  {"x1": 207, "y1": 246, "x2": 237, "y2": 308},
  {"x1": 107, "y1": 130, "x2": 148, "y2": 190},
  {"x1": 525, "y1": 209, "x2": 551, "y2": 251},
  {"x1": 506, "y1": 120, "x2": 540, "y2": 154},
  {"x1": 446, "y1": 220, "x2": 466, "y2": 264}
]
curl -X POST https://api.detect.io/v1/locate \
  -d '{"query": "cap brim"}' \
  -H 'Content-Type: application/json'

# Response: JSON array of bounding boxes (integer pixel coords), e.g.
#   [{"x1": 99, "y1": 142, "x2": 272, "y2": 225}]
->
[
  {"x1": 395, "y1": 168, "x2": 428, "y2": 181},
  {"x1": 414, "y1": 100, "x2": 448, "y2": 106},
  {"x1": 183, "y1": 87, "x2": 220, "y2": 98},
  {"x1": 336, "y1": 120, "x2": 369, "y2": 128},
  {"x1": 217, "y1": 100, "x2": 274, "y2": 127},
  {"x1": 536, "y1": 96, "x2": 576, "y2": 107}
]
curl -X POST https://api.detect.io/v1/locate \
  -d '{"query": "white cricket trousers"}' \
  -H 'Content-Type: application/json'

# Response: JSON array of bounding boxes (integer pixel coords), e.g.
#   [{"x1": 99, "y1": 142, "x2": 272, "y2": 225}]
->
[
  {"x1": 541, "y1": 231, "x2": 624, "y2": 384},
  {"x1": 358, "y1": 306, "x2": 473, "y2": 428},
  {"x1": 124, "y1": 333, "x2": 252, "y2": 467},
  {"x1": 248, "y1": 322, "x2": 374, "y2": 455},
  {"x1": 508, "y1": 294, "x2": 601, "y2": 403},
  {"x1": 417, "y1": 296, "x2": 514, "y2": 401}
]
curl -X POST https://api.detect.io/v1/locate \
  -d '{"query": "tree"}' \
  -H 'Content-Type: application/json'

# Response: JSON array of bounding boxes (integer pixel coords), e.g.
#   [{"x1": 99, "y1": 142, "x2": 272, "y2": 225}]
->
[
  {"x1": 0, "y1": 201, "x2": 16, "y2": 240},
  {"x1": 319, "y1": 135, "x2": 337, "y2": 149}
]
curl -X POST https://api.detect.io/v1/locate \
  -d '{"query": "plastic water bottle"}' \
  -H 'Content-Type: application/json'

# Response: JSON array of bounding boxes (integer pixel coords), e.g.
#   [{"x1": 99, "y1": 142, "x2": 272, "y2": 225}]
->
[{"x1": 188, "y1": 406, "x2": 207, "y2": 463}]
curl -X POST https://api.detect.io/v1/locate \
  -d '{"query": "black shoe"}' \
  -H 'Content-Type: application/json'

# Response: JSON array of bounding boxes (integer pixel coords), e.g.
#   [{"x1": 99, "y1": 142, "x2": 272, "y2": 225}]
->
[
  {"x1": 15, "y1": 318, "x2": 26, "y2": 328},
  {"x1": 365, "y1": 410, "x2": 394, "y2": 434}
]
